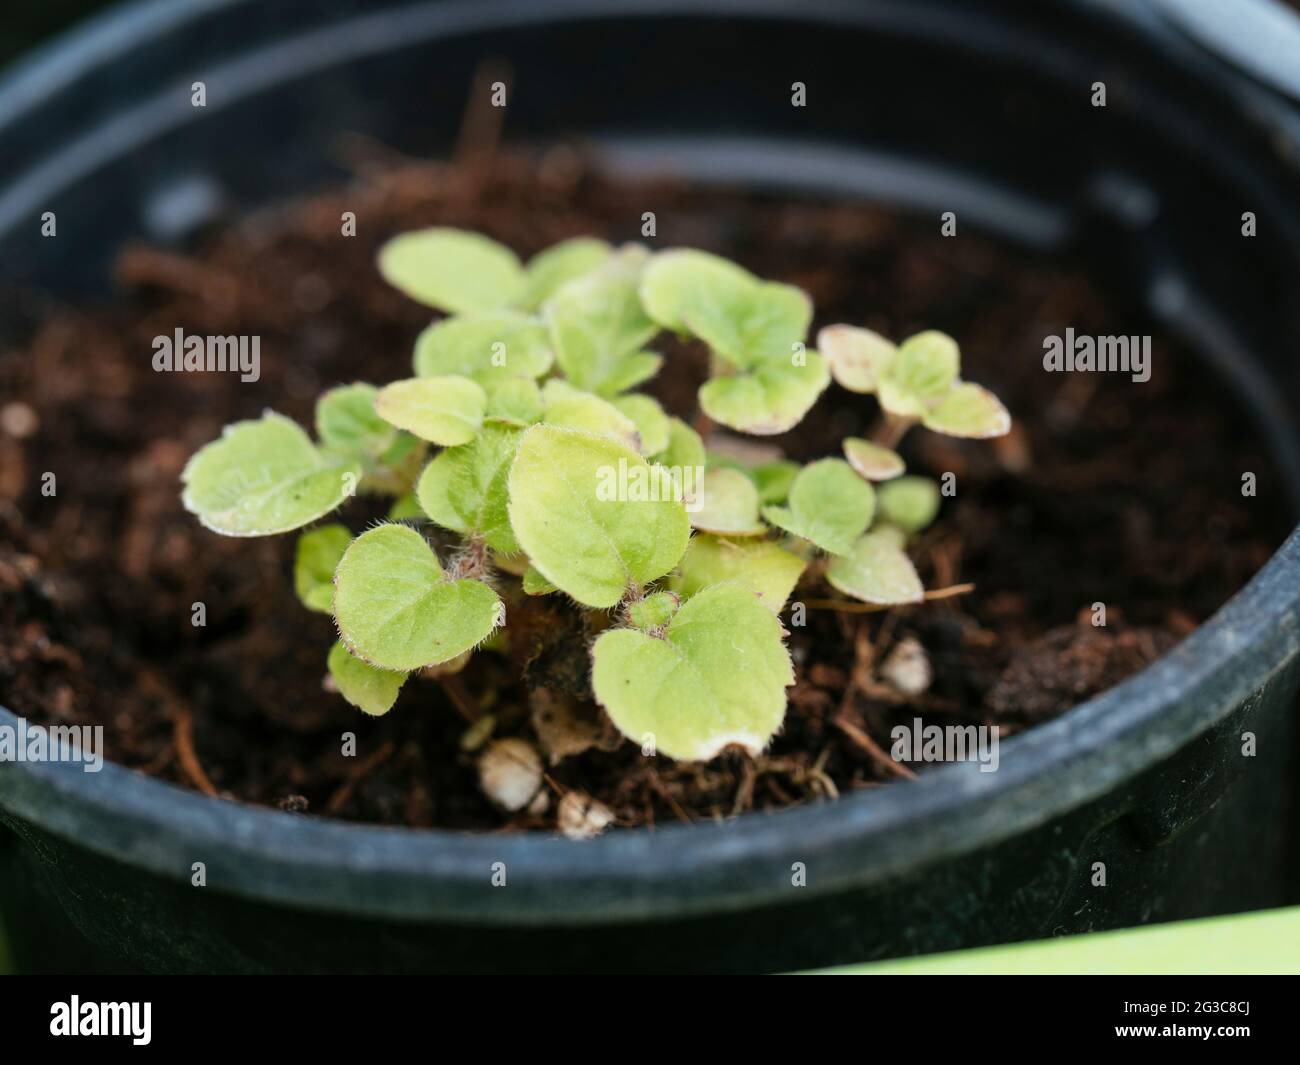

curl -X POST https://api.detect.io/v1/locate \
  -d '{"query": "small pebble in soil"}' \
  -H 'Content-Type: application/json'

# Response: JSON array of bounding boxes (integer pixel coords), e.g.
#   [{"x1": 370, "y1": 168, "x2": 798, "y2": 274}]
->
[
  {"x1": 557, "y1": 790, "x2": 616, "y2": 840},
  {"x1": 478, "y1": 738, "x2": 543, "y2": 812},
  {"x1": 0, "y1": 402, "x2": 39, "y2": 439},
  {"x1": 879, "y1": 636, "x2": 933, "y2": 696}
]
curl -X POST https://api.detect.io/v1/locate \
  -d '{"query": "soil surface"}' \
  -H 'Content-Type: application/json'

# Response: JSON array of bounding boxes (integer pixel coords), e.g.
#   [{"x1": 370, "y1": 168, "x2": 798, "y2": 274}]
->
[{"x1": 0, "y1": 148, "x2": 1290, "y2": 832}]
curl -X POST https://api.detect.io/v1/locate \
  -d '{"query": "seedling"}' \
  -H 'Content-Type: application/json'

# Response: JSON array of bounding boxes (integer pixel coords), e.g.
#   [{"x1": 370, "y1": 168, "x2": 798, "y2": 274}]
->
[{"x1": 182, "y1": 228, "x2": 1009, "y2": 763}]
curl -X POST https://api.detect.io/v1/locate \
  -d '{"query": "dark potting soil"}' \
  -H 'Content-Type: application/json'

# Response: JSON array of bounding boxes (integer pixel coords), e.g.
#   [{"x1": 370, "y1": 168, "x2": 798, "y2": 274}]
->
[{"x1": 0, "y1": 149, "x2": 1289, "y2": 831}]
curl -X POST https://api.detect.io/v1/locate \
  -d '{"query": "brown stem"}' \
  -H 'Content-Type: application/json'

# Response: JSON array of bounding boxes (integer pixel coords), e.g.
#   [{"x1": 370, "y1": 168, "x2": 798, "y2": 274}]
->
[
  {"x1": 436, "y1": 674, "x2": 480, "y2": 723},
  {"x1": 173, "y1": 708, "x2": 218, "y2": 797},
  {"x1": 872, "y1": 412, "x2": 918, "y2": 450},
  {"x1": 450, "y1": 535, "x2": 490, "y2": 581},
  {"x1": 804, "y1": 583, "x2": 976, "y2": 613},
  {"x1": 833, "y1": 715, "x2": 917, "y2": 780}
]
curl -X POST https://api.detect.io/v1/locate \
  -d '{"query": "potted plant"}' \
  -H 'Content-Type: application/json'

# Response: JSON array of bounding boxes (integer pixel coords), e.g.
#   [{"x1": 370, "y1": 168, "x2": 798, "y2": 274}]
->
[{"x1": 0, "y1": 0, "x2": 1298, "y2": 974}]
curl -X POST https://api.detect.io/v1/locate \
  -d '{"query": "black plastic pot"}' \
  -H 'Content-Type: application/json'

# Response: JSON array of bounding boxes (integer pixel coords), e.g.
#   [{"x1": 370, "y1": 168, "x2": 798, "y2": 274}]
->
[{"x1": 2, "y1": 0, "x2": 1300, "y2": 974}]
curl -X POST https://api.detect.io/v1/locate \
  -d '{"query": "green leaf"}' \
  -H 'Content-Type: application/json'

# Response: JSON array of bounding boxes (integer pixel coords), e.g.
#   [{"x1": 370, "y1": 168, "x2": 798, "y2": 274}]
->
[
  {"x1": 611, "y1": 393, "x2": 670, "y2": 456},
  {"x1": 591, "y1": 582, "x2": 793, "y2": 761},
  {"x1": 627, "y1": 591, "x2": 680, "y2": 632},
  {"x1": 294, "y1": 523, "x2": 352, "y2": 613},
  {"x1": 374, "y1": 376, "x2": 486, "y2": 446},
  {"x1": 522, "y1": 563, "x2": 557, "y2": 596},
  {"x1": 315, "y1": 383, "x2": 395, "y2": 457},
  {"x1": 761, "y1": 458, "x2": 875, "y2": 555},
  {"x1": 751, "y1": 460, "x2": 800, "y2": 504},
  {"x1": 540, "y1": 379, "x2": 641, "y2": 451},
  {"x1": 843, "y1": 437, "x2": 906, "y2": 481},
  {"x1": 327, "y1": 640, "x2": 407, "y2": 716},
  {"x1": 519, "y1": 237, "x2": 612, "y2": 310},
  {"x1": 413, "y1": 312, "x2": 554, "y2": 385},
  {"x1": 182, "y1": 412, "x2": 361, "y2": 537},
  {"x1": 415, "y1": 423, "x2": 523, "y2": 553},
  {"x1": 826, "y1": 530, "x2": 925, "y2": 606},
  {"x1": 699, "y1": 355, "x2": 830, "y2": 435},
  {"x1": 877, "y1": 475, "x2": 942, "y2": 533},
  {"x1": 922, "y1": 382, "x2": 1011, "y2": 439},
  {"x1": 333, "y1": 524, "x2": 502, "y2": 670},
  {"x1": 507, "y1": 425, "x2": 691, "y2": 608},
  {"x1": 640, "y1": 250, "x2": 810, "y2": 368},
  {"x1": 545, "y1": 247, "x2": 659, "y2": 393},
  {"x1": 378, "y1": 227, "x2": 523, "y2": 313},
  {"x1": 691, "y1": 467, "x2": 766, "y2": 536},
  {"x1": 640, "y1": 250, "x2": 753, "y2": 334},
  {"x1": 878, "y1": 330, "x2": 960, "y2": 416},
  {"x1": 387, "y1": 492, "x2": 423, "y2": 521},
  {"x1": 485, "y1": 377, "x2": 543, "y2": 426},
  {"x1": 597, "y1": 351, "x2": 663, "y2": 396},
  {"x1": 671, "y1": 534, "x2": 806, "y2": 611},
  {"x1": 649, "y1": 417, "x2": 707, "y2": 473},
  {"x1": 817, "y1": 324, "x2": 896, "y2": 394}
]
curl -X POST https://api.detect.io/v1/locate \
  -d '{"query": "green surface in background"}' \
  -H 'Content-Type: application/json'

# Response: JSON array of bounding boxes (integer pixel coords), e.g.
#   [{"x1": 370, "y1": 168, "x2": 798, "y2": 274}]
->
[{"x1": 818, "y1": 906, "x2": 1300, "y2": 974}]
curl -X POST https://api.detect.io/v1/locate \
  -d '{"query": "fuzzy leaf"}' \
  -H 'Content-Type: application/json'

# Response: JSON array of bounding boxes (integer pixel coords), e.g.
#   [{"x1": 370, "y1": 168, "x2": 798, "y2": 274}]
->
[
  {"x1": 878, "y1": 330, "x2": 960, "y2": 416},
  {"x1": 540, "y1": 380, "x2": 641, "y2": 451},
  {"x1": 416, "y1": 423, "x2": 522, "y2": 553},
  {"x1": 751, "y1": 460, "x2": 800, "y2": 505},
  {"x1": 413, "y1": 312, "x2": 553, "y2": 385},
  {"x1": 294, "y1": 523, "x2": 352, "y2": 613},
  {"x1": 671, "y1": 534, "x2": 806, "y2": 611},
  {"x1": 591, "y1": 582, "x2": 794, "y2": 761},
  {"x1": 843, "y1": 437, "x2": 906, "y2": 481},
  {"x1": 877, "y1": 475, "x2": 942, "y2": 533},
  {"x1": 762, "y1": 458, "x2": 875, "y2": 555},
  {"x1": 507, "y1": 425, "x2": 691, "y2": 608},
  {"x1": 388, "y1": 492, "x2": 423, "y2": 521},
  {"x1": 378, "y1": 228, "x2": 523, "y2": 313},
  {"x1": 333, "y1": 524, "x2": 501, "y2": 671},
  {"x1": 597, "y1": 351, "x2": 663, "y2": 396},
  {"x1": 922, "y1": 382, "x2": 1011, "y2": 439},
  {"x1": 522, "y1": 563, "x2": 557, "y2": 596},
  {"x1": 699, "y1": 356, "x2": 830, "y2": 435},
  {"x1": 327, "y1": 641, "x2": 407, "y2": 716},
  {"x1": 627, "y1": 591, "x2": 680, "y2": 632},
  {"x1": 545, "y1": 247, "x2": 659, "y2": 394},
  {"x1": 649, "y1": 417, "x2": 706, "y2": 473},
  {"x1": 640, "y1": 250, "x2": 753, "y2": 334},
  {"x1": 641, "y1": 250, "x2": 810, "y2": 368},
  {"x1": 691, "y1": 467, "x2": 766, "y2": 536},
  {"x1": 519, "y1": 237, "x2": 611, "y2": 310},
  {"x1": 485, "y1": 377, "x2": 543, "y2": 426},
  {"x1": 374, "y1": 376, "x2": 486, "y2": 446},
  {"x1": 818, "y1": 324, "x2": 896, "y2": 394},
  {"x1": 611, "y1": 393, "x2": 670, "y2": 456},
  {"x1": 315, "y1": 383, "x2": 395, "y2": 458},
  {"x1": 182, "y1": 412, "x2": 360, "y2": 537},
  {"x1": 826, "y1": 531, "x2": 925, "y2": 605}
]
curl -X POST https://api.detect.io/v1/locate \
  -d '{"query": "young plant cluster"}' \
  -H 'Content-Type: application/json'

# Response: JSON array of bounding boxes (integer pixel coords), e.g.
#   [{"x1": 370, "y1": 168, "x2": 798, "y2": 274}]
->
[{"x1": 182, "y1": 228, "x2": 1010, "y2": 762}]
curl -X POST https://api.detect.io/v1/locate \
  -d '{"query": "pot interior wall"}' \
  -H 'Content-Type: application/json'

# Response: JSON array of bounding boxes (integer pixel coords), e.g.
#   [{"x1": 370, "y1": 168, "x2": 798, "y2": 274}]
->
[{"x1": 2, "y1": 1, "x2": 1298, "y2": 485}]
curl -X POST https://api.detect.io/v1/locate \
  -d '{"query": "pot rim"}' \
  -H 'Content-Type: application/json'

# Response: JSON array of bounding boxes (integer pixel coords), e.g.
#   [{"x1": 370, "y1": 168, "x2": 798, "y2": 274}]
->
[{"x1": 1, "y1": 0, "x2": 1299, "y2": 926}]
